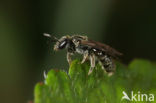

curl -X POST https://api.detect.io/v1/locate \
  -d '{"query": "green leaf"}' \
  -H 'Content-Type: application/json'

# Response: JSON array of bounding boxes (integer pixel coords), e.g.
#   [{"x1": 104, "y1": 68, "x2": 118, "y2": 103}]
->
[{"x1": 34, "y1": 59, "x2": 156, "y2": 103}]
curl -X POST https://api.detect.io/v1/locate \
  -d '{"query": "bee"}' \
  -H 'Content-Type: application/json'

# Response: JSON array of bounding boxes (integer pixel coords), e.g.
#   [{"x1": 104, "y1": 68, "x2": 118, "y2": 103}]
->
[{"x1": 44, "y1": 33, "x2": 122, "y2": 75}]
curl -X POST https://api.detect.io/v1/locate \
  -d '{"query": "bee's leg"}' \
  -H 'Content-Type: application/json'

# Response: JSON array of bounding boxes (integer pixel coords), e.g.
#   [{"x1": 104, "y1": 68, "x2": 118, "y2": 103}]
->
[
  {"x1": 88, "y1": 54, "x2": 95, "y2": 75},
  {"x1": 81, "y1": 51, "x2": 89, "y2": 64},
  {"x1": 67, "y1": 52, "x2": 73, "y2": 65},
  {"x1": 99, "y1": 61, "x2": 104, "y2": 70}
]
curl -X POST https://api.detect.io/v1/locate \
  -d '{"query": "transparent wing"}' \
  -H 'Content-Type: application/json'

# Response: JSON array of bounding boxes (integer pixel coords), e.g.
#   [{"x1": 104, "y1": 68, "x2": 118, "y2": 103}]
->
[{"x1": 80, "y1": 39, "x2": 123, "y2": 58}]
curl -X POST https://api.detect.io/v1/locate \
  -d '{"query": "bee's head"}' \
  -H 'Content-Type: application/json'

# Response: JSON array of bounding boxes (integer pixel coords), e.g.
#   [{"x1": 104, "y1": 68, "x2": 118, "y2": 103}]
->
[
  {"x1": 53, "y1": 36, "x2": 71, "y2": 51},
  {"x1": 43, "y1": 33, "x2": 71, "y2": 51}
]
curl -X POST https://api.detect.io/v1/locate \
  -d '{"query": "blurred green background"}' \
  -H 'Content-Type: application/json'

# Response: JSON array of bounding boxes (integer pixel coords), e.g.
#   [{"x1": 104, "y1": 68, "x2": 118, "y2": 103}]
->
[{"x1": 0, "y1": 0, "x2": 156, "y2": 103}]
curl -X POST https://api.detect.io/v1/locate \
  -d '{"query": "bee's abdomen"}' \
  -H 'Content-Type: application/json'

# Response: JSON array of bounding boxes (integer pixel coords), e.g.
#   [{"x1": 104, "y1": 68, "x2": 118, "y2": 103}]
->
[
  {"x1": 99, "y1": 55, "x2": 116, "y2": 73},
  {"x1": 89, "y1": 48, "x2": 115, "y2": 73}
]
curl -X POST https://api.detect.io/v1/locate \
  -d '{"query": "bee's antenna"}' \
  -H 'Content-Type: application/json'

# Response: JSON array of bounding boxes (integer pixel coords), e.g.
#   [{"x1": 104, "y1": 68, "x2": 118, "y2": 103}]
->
[
  {"x1": 43, "y1": 33, "x2": 60, "y2": 42},
  {"x1": 43, "y1": 33, "x2": 51, "y2": 38}
]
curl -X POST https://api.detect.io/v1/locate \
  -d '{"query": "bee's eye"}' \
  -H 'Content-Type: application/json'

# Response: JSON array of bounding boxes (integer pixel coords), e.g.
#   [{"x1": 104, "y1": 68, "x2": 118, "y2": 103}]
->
[{"x1": 59, "y1": 39, "x2": 67, "y2": 49}]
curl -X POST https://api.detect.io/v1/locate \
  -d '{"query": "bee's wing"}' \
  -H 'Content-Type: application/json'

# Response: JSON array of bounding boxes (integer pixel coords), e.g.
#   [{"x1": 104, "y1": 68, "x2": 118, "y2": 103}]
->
[{"x1": 81, "y1": 39, "x2": 123, "y2": 58}]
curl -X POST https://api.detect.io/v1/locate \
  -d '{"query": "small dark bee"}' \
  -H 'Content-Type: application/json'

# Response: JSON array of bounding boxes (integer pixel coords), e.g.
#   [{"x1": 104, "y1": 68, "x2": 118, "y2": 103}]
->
[{"x1": 44, "y1": 33, "x2": 122, "y2": 75}]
